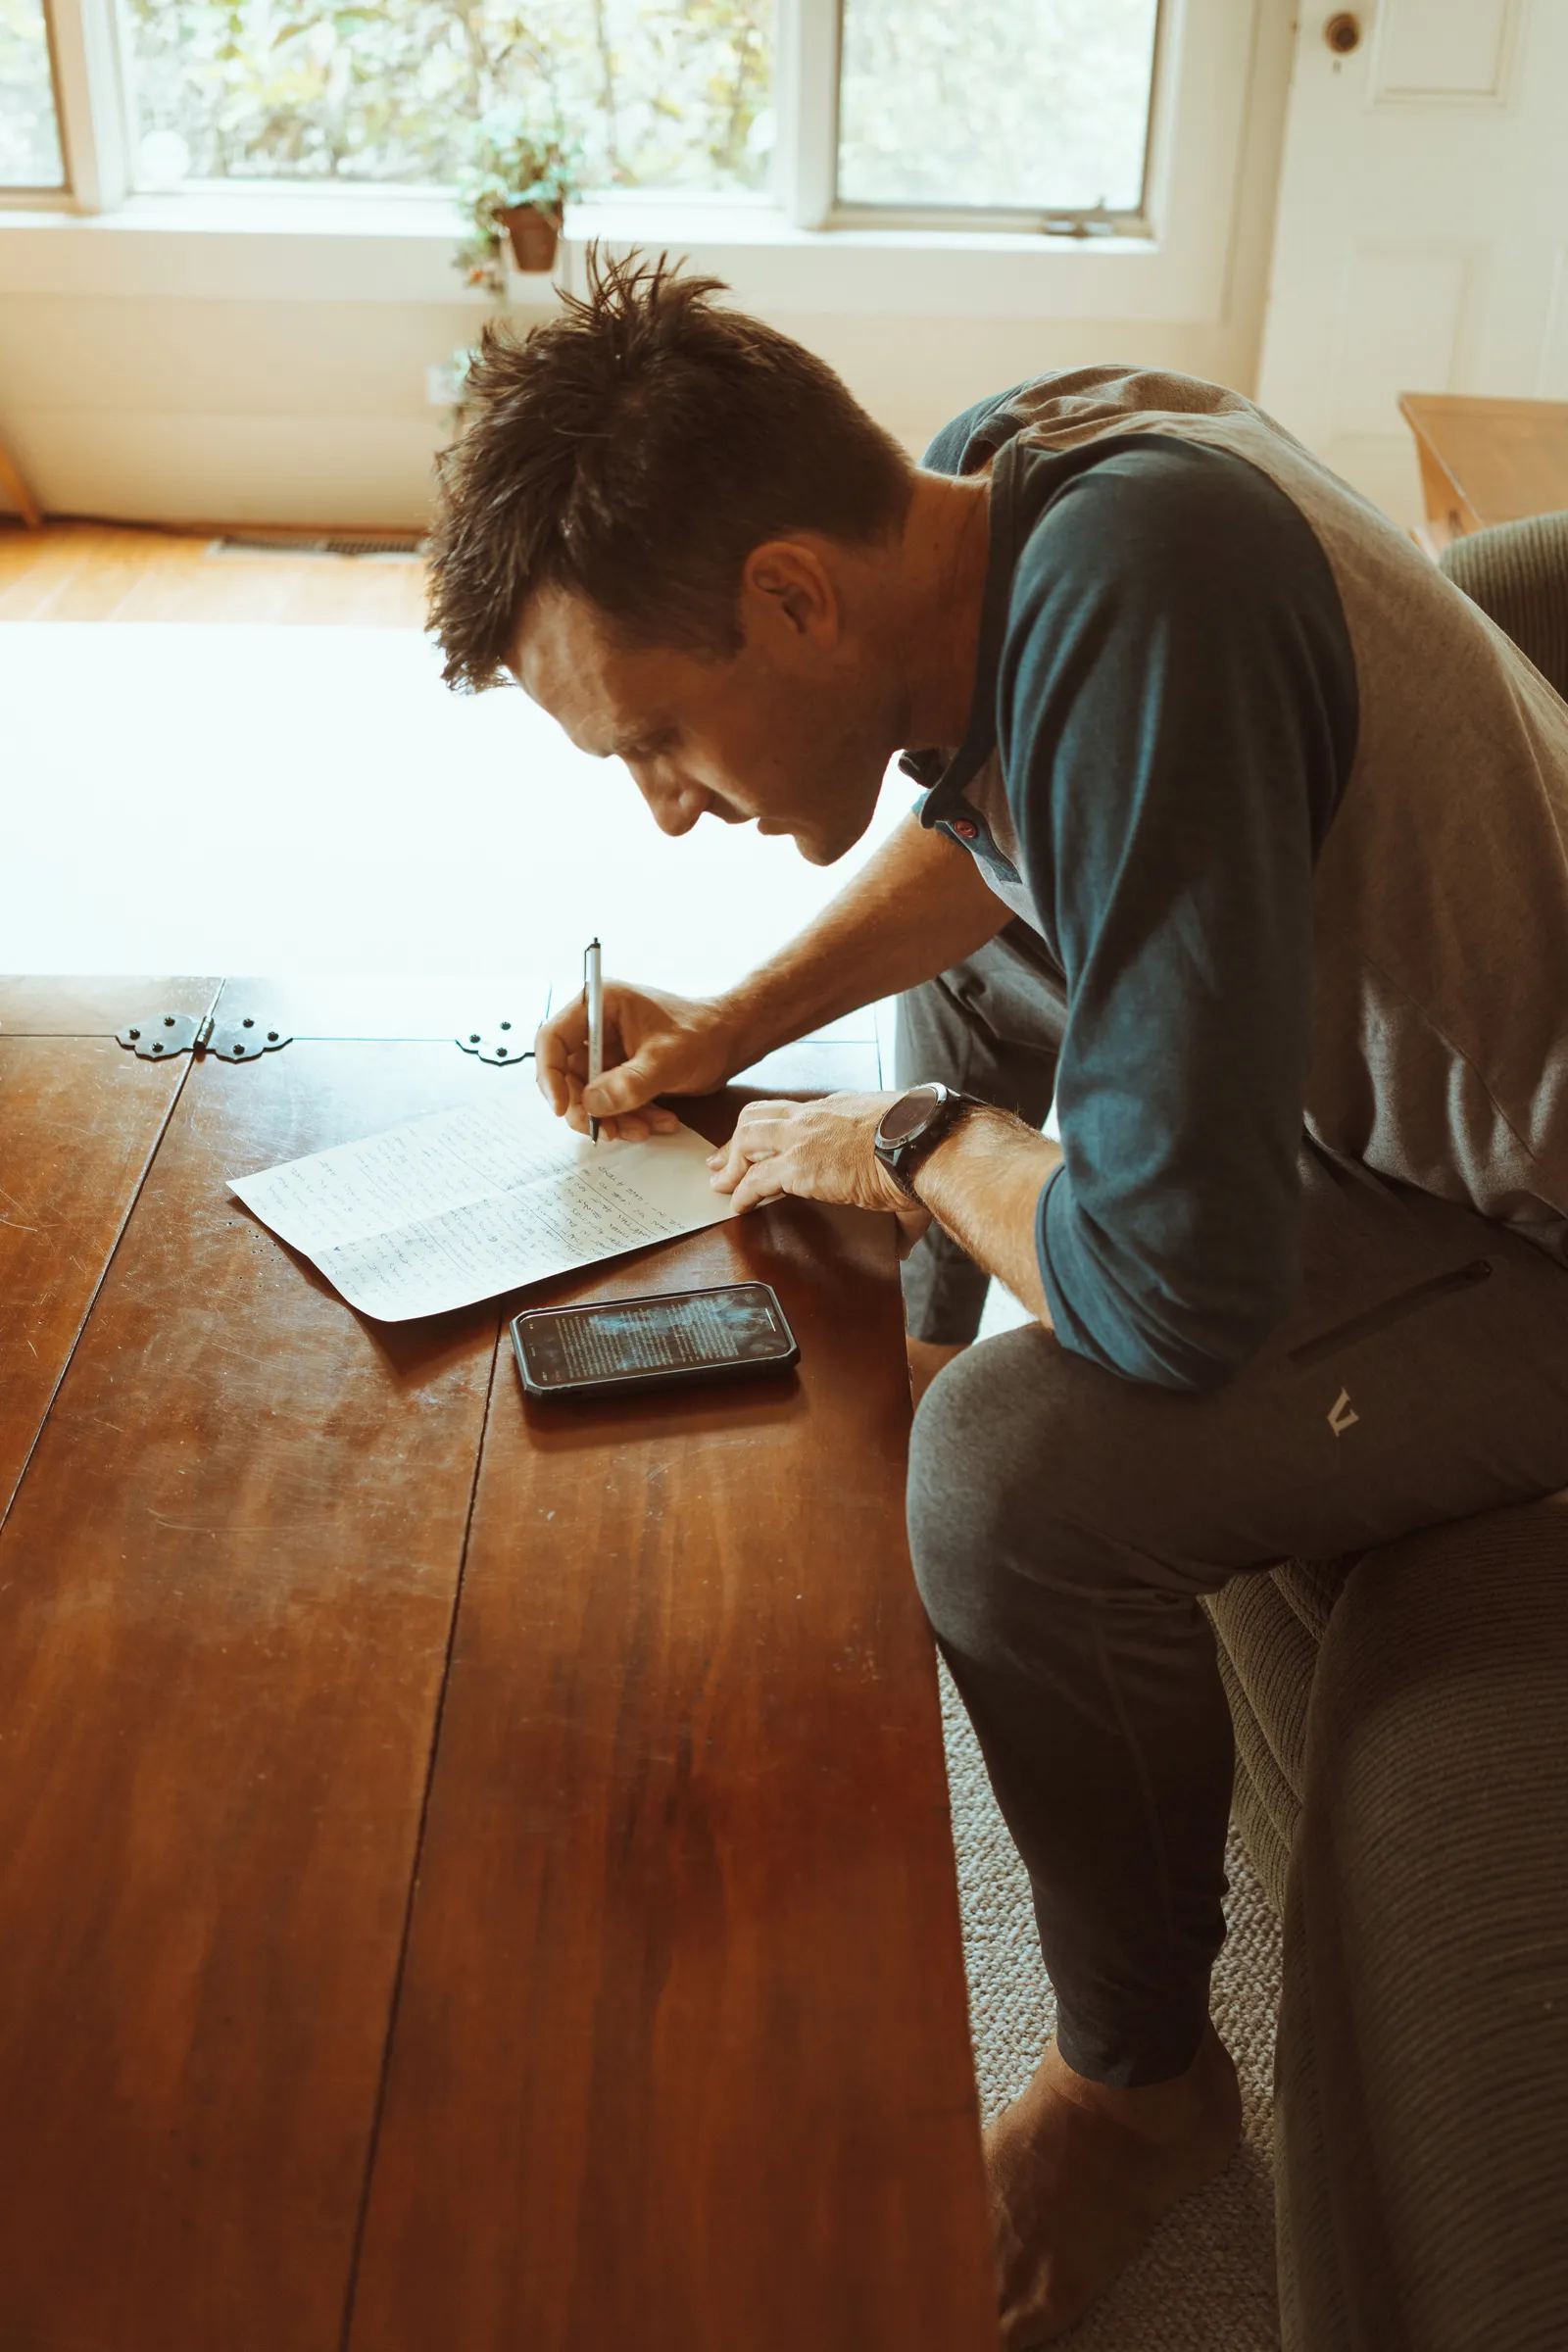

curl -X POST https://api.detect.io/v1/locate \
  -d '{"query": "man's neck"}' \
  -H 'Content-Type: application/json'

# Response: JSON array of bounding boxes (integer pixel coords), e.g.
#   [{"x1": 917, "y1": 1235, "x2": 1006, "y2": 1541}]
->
[{"x1": 883, "y1": 468, "x2": 994, "y2": 754}]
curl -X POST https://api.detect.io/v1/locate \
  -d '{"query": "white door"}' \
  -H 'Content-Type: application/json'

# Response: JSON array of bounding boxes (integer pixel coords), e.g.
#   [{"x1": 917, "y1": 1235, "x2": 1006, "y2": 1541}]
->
[{"x1": 1255, "y1": 0, "x2": 1568, "y2": 525}]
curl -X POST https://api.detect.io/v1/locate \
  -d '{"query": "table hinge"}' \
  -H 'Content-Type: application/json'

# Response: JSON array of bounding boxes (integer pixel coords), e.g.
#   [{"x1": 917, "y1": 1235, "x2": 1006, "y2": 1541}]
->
[
  {"x1": 119, "y1": 1009, "x2": 293, "y2": 1063},
  {"x1": 456, "y1": 1018, "x2": 533, "y2": 1066}
]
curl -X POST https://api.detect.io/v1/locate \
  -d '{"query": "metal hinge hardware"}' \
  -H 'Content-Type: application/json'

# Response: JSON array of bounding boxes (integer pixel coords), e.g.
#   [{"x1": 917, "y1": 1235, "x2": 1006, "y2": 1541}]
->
[
  {"x1": 118, "y1": 1010, "x2": 293, "y2": 1063},
  {"x1": 456, "y1": 1018, "x2": 535, "y2": 1067}
]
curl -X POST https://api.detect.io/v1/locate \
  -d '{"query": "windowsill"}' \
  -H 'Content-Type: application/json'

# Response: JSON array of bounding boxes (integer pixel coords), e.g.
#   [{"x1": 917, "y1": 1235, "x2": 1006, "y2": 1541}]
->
[
  {"x1": 2, "y1": 185, "x2": 466, "y2": 241},
  {"x1": 568, "y1": 194, "x2": 1151, "y2": 257},
  {"x1": 0, "y1": 187, "x2": 1203, "y2": 321},
  {"x1": 1, "y1": 183, "x2": 1151, "y2": 250}
]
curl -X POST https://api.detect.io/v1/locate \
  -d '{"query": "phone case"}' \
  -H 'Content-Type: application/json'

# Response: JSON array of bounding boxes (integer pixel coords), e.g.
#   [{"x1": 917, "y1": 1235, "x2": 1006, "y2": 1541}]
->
[{"x1": 511, "y1": 1282, "x2": 799, "y2": 1403}]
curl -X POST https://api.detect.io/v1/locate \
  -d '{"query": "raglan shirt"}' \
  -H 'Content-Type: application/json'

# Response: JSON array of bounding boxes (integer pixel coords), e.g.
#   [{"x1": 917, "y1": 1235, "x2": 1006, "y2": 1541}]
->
[{"x1": 906, "y1": 390, "x2": 1360, "y2": 1390}]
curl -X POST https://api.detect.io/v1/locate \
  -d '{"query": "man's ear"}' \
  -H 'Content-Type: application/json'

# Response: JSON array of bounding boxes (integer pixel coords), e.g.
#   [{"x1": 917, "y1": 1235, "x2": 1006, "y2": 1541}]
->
[{"x1": 742, "y1": 540, "x2": 839, "y2": 641}]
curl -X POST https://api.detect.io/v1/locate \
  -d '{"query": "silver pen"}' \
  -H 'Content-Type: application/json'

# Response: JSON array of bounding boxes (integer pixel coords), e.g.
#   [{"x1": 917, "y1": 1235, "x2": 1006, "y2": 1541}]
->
[{"x1": 584, "y1": 936, "x2": 604, "y2": 1144}]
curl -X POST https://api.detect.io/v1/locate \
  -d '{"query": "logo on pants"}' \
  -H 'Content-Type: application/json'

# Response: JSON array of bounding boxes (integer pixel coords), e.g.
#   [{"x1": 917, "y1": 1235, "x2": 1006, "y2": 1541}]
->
[{"x1": 1328, "y1": 1389, "x2": 1359, "y2": 1436}]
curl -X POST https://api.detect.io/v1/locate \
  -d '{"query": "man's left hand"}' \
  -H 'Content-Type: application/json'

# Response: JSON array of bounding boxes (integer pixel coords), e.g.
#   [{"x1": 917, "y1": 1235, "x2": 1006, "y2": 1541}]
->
[{"x1": 707, "y1": 1091, "x2": 932, "y2": 1250}]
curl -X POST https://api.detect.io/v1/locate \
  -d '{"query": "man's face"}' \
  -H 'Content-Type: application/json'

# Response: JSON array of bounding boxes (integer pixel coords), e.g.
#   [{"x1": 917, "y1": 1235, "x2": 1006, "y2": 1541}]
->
[{"x1": 512, "y1": 545, "x2": 896, "y2": 866}]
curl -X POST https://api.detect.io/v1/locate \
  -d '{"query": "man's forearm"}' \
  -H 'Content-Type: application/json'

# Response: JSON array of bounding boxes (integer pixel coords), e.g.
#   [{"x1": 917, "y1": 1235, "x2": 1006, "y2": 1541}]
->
[
  {"x1": 911, "y1": 1104, "x2": 1063, "y2": 1324},
  {"x1": 716, "y1": 810, "x2": 1008, "y2": 1063}
]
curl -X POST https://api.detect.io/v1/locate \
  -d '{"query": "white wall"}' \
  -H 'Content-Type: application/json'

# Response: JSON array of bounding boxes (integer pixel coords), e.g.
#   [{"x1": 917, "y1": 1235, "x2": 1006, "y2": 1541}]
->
[
  {"x1": 1255, "y1": 0, "x2": 1568, "y2": 531},
  {"x1": 0, "y1": 5, "x2": 1295, "y2": 530}
]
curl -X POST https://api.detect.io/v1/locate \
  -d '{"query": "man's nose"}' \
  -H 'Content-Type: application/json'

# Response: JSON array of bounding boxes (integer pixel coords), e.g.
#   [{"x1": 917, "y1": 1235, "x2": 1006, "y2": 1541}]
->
[{"x1": 640, "y1": 774, "x2": 707, "y2": 838}]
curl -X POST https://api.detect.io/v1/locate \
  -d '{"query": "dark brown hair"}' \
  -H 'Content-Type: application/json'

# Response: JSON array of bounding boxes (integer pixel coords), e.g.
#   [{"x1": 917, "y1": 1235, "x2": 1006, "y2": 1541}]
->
[{"x1": 426, "y1": 247, "x2": 914, "y2": 690}]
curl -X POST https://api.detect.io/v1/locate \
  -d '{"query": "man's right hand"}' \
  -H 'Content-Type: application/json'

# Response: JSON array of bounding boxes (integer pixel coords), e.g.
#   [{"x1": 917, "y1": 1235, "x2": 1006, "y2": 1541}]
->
[
  {"x1": 534, "y1": 981, "x2": 751, "y2": 1141},
  {"x1": 532, "y1": 813, "x2": 1009, "y2": 1145}
]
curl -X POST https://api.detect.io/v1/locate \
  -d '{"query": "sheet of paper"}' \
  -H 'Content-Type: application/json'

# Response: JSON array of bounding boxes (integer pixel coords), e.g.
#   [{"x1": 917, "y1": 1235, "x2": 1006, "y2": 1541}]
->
[{"x1": 228, "y1": 1089, "x2": 737, "y2": 1321}]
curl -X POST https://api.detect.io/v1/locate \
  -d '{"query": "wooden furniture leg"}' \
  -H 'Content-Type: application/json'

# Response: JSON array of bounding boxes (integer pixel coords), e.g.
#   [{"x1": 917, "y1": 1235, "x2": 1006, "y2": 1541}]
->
[{"x1": 0, "y1": 432, "x2": 43, "y2": 530}]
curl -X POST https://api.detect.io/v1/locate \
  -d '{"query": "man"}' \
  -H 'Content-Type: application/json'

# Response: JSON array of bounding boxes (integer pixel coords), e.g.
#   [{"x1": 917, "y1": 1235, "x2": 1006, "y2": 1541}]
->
[{"x1": 427, "y1": 251, "x2": 1568, "y2": 2343}]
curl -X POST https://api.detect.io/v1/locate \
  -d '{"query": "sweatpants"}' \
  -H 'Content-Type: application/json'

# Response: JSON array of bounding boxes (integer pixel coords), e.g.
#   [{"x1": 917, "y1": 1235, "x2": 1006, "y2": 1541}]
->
[{"x1": 898, "y1": 928, "x2": 1568, "y2": 2085}]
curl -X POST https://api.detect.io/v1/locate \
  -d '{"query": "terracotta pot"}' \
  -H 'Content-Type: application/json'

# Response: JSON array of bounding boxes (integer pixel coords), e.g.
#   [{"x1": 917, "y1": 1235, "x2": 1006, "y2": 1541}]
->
[{"x1": 498, "y1": 204, "x2": 563, "y2": 273}]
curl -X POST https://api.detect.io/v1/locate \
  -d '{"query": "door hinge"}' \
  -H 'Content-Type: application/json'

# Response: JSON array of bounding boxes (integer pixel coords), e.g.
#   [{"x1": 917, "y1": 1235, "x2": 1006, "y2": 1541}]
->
[
  {"x1": 456, "y1": 1018, "x2": 534, "y2": 1066},
  {"x1": 118, "y1": 1009, "x2": 293, "y2": 1063}
]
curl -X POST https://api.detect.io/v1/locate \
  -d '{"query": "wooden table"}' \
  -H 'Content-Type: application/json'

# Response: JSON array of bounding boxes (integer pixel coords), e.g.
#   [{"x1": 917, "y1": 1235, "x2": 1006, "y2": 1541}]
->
[
  {"x1": 1398, "y1": 392, "x2": 1568, "y2": 546},
  {"x1": 0, "y1": 977, "x2": 996, "y2": 2352}
]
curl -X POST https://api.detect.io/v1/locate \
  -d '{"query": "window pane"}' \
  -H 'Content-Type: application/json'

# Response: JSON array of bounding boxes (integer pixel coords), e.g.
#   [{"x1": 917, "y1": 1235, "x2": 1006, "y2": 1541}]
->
[
  {"x1": 123, "y1": 0, "x2": 773, "y2": 190},
  {"x1": 837, "y1": 0, "x2": 1158, "y2": 213},
  {"x1": 0, "y1": 0, "x2": 65, "y2": 188}
]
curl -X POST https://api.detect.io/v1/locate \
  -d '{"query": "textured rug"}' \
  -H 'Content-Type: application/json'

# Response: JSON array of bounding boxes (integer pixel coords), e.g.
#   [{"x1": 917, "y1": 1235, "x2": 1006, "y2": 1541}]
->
[{"x1": 940, "y1": 1660, "x2": 1284, "y2": 2349}]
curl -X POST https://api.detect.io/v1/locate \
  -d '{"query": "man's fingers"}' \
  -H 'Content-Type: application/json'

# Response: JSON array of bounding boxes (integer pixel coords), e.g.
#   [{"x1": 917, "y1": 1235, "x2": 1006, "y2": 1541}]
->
[
  {"x1": 726, "y1": 1100, "x2": 793, "y2": 1152},
  {"x1": 708, "y1": 1139, "x2": 747, "y2": 1192},
  {"x1": 709, "y1": 1137, "x2": 767, "y2": 1192},
  {"x1": 584, "y1": 1048, "x2": 671, "y2": 1118},
  {"x1": 709, "y1": 1105, "x2": 793, "y2": 1194},
  {"x1": 534, "y1": 1031, "x2": 571, "y2": 1114},
  {"x1": 708, "y1": 1130, "x2": 767, "y2": 1191},
  {"x1": 535, "y1": 992, "x2": 590, "y2": 1115},
  {"x1": 727, "y1": 1159, "x2": 788, "y2": 1214},
  {"x1": 559, "y1": 1080, "x2": 683, "y2": 1145}
]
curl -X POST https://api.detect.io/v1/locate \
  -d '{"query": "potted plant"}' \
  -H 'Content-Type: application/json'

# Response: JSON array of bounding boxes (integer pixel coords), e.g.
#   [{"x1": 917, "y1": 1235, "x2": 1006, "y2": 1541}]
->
[{"x1": 454, "y1": 105, "x2": 583, "y2": 293}]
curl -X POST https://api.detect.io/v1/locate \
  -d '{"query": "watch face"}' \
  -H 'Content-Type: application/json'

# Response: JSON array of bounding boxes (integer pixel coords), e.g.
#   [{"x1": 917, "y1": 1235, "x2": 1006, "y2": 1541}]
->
[{"x1": 879, "y1": 1085, "x2": 944, "y2": 1145}]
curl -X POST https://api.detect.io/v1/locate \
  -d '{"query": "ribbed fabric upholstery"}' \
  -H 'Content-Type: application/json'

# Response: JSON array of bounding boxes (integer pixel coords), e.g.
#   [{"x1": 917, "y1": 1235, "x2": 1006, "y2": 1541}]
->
[
  {"x1": 1440, "y1": 514, "x2": 1568, "y2": 700},
  {"x1": 1196, "y1": 518, "x2": 1568, "y2": 2345},
  {"x1": 1276, "y1": 1499, "x2": 1568, "y2": 2352},
  {"x1": 1215, "y1": 1635, "x2": 1295, "y2": 1912},
  {"x1": 1208, "y1": 1507, "x2": 1568, "y2": 2348},
  {"x1": 1205, "y1": 1556, "x2": 1359, "y2": 1911}
]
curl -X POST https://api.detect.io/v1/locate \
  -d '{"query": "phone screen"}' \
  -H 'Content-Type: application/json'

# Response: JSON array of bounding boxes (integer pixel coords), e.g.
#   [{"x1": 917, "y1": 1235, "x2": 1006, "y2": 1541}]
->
[{"x1": 513, "y1": 1282, "x2": 797, "y2": 1398}]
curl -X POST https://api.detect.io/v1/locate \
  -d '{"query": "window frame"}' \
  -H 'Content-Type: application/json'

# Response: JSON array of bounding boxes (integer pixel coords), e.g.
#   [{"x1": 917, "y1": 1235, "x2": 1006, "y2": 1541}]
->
[
  {"x1": 1, "y1": 0, "x2": 1259, "y2": 330},
  {"x1": 798, "y1": 0, "x2": 1167, "y2": 235},
  {"x1": 14, "y1": 0, "x2": 1167, "y2": 229}
]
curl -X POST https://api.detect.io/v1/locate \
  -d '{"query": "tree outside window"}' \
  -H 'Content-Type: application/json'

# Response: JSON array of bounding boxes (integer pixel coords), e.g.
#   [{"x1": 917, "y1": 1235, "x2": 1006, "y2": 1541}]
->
[
  {"x1": 840, "y1": 0, "x2": 1158, "y2": 214},
  {"x1": 0, "y1": 0, "x2": 65, "y2": 188},
  {"x1": 115, "y1": 0, "x2": 1160, "y2": 217},
  {"x1": 123, "y1": 0, "x2": 775, "y2": 191}
]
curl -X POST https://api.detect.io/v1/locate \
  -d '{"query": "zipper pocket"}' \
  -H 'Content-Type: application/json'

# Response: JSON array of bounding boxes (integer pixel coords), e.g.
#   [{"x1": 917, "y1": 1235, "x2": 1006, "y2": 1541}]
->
[{"x1": 1288, "y1": 1258, "x2": 1494, "y2": 1372}]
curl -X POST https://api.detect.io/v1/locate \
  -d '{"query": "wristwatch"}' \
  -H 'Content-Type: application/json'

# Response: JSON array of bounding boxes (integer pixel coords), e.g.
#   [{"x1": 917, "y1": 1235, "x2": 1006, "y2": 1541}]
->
[{"x1": 873, "y1": 1082, "x2": 986, "y2": 1201}]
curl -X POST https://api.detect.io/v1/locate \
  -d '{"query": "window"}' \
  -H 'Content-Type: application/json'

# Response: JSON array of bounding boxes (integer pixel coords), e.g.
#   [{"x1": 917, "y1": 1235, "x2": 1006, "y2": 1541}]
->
[
  {"x1": 836, "y1": 0, "x2": 1159, "y2": 217},
  {"x1": 8, "y1": 0, "x2": 1174, "y2": 239},
  {"x1": 0, "y1": 0, "x2": 65, "y2": 188},
  {"x1": 123, "y1": 0, "x2": 774, "y2": 194},
  {"x1": 103, "y1": 0, "x2": 1160, "y2": 225}
]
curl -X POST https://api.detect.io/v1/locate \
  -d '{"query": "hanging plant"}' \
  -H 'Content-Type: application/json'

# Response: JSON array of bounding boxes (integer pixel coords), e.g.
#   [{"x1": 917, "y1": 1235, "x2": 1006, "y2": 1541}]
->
[{"x1": 453, "y1": 103, "x2": 584, "y2": 294}]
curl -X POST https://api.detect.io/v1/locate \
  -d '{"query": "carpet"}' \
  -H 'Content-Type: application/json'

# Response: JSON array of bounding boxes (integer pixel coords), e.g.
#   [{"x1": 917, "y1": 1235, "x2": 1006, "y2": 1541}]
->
[{"x1": 941, "y1": 1659, "x2": 1284, "y2": 2349}]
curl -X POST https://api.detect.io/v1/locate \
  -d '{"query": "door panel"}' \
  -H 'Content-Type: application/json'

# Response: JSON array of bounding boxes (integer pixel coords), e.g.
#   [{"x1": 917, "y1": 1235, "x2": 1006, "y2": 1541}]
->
[
  {"x1": 1257, "y1": 0, "x2": 1568, "y2": 522},
  {"x1": 1373, "y1": 0, "x2": 1517, "y2": 101}
]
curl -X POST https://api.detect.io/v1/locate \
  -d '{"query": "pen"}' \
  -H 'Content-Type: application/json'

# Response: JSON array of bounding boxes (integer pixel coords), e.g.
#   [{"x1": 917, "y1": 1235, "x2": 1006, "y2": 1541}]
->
[{"x1": 585, "y1": 936, "x2": 604, "y2": 1144}]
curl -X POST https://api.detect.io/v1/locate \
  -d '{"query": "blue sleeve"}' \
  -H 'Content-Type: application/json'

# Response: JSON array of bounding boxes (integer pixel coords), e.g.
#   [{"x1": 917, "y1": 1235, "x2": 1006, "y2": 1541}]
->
[{"x1": 1002, "y1": 440, "x2": 1358, "y2": 1390}]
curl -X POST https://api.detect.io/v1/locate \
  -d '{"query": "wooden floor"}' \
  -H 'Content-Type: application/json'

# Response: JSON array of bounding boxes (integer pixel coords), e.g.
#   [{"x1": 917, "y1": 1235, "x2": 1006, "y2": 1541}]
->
[{"x1": 0, "y1": 519, "x2": 428, "y2": 628}]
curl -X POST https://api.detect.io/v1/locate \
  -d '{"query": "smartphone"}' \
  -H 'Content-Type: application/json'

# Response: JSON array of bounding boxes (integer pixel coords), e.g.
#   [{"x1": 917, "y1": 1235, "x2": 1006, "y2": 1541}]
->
[{"x1": 512, "y1": 1281, "x2": 799, "y2": 1403}]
